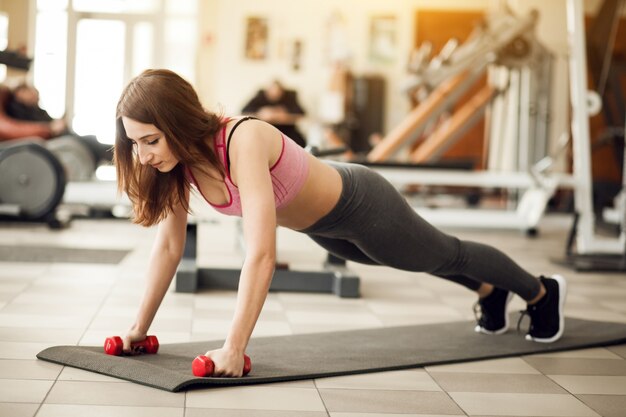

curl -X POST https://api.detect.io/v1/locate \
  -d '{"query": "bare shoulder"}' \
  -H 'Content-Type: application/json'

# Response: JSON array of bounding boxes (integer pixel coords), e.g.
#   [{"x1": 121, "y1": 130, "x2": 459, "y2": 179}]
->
[
  {"x1": 225, "y1": 117, "x2": 276, "y2": 141},
  {"x1": 225, "y1": 117, "x2": 283, "y2": 163}
]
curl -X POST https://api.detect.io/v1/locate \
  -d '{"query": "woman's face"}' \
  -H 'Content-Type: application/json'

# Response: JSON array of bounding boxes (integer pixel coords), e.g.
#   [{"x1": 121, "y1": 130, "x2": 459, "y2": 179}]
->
[{"x1": 122, "y1": 117, "x2": 178, "y2": 172}]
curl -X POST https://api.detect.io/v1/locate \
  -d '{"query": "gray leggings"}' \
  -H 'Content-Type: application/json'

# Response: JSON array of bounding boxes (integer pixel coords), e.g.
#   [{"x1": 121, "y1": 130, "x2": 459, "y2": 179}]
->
[{"x1": 299, "y1": 162, "x2": 541, "y2": 301}]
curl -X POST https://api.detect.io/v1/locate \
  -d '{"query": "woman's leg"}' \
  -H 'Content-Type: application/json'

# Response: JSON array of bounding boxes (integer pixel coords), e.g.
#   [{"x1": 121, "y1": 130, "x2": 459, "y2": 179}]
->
[
  {"x1": 320, "y1": 165, "x2": 542, "y2": 301},
  {"x1": 303, "y1": 163, "x2": 566, "y2": 342},
  {"x1": 308, "y1": 235, "x2": 378, "y2": 265},
  {"x1": 309, "y1": 235, "x2": 485, "y2": 292}
]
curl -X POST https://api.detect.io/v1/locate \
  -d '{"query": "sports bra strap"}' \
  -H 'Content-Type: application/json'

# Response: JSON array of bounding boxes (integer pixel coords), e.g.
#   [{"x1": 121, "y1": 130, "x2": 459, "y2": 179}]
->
[{"x1": 226, "y1": 116, "x2": 258, "y2": 174}]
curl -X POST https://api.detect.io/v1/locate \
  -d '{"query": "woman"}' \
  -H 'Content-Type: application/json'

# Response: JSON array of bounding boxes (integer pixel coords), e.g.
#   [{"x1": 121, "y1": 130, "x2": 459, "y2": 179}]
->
[{"x1": 115, "y1": 69, "x2": 567, "y2": 377}]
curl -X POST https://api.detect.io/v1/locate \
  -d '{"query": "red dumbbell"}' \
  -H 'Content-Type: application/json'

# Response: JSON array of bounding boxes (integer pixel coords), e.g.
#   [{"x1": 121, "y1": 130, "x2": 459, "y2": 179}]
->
[
  {"x1": 192, "y1": 354, "x2": 252, "y2": 377},
  {"x1": 104, "y1": 335, "x2": 159, "y2": 356}
]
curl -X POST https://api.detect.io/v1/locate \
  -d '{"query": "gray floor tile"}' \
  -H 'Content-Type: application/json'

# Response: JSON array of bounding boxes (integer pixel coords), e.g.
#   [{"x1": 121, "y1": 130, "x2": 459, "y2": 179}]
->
[
  {"x1": 0, "y1": 379, "x2": 54, "y2": 403},
  {"x1": 315, "y1": 370, "x2": 441, "y2": 391},
  {"x1": 0, "y1": 281, "x2": 30, "y2": 294},
  {"x1": 0, "y1": 359, "x2": 62, "y2": 380},
  {"x1": 0, "y1": 313, "x2": 91, "y2": 329},
  {"x1": 89, "y1": 316, "x2": 191, "y2": 332},
  {"x1": 0, "y1": 264, "x2": 50, "y2": 278},
  {"x1": 0, "y1": 327, "x2": 82, "y2": 344},
  {"x1": 278, "y1": 300, "x2": 368, "y2": 313},
  {"x1": 525, "y1": 347, "x2": 623, "y2": 359},
  {"x1": 426, "y1": 357, "x2": 540, "y2": 374},
  {"x1": 0, "y1": 341, "x2": 53, "y2": 360},
  {"x1": 44, "y1": 381, "x2": 184, "y2": 407},
  {"x1": 608, "y1": 344, "x2": 626, "y2": 359},
  {"x1": 35, "y1": 404, "x2": 184, "y2": 417},
  {"x1": 285, "y1": 311, "x2": 383, "y2": 327},
  {"x1": 548, "y1": 375, "x2": 626, "y2": 395},
  {"x1": 261, "y1": 379, "x2": 317, "y2": 388},
  {"x1": 186, "y1": 410, "x2": 328, "y2": 417},
  {"x1": 0, "y1": 402, "x2": 39, "y2": 417},
  {"x1": 318, "y1": 389, "x2": 463, "y2": 414},
  {"x1": 576, "y1": 395, "x2": 626, "y2": 417},
  {"x1": 186, "y1": 386, "x2": 326, "y2": 411},
  {"x1": 196, "y1": 308, "x2": 286, "y2": 322},
  {"x1": 523, "y1": 357, "x2": 626, "y2": 376},
  {"x1": 329, "y1": 414, "x2": 464, "y2": 417},
  {"x1": 449, "y1": 392, "x2": 600, "y2": 416},
  {"x1": 0, "y1": 303, "x2": 98, "y2": 316},
  {"x1": 9, "y1": 293, "x2": 105, "y2": 307},
  {"x1": 429, "y1": 372, "x2": 567, "y2": 393},
  {"x1": 57, "y1": 367, "x2": 124, "y2": 383}
]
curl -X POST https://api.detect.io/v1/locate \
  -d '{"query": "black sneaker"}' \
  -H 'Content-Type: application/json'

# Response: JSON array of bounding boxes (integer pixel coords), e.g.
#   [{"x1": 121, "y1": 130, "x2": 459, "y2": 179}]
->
[
  {"x1": 523, "y1": 274, "x2": 567, "y2": 343},
  {"x1": 474, "y1": 287, "x2": 514, "y2": 335}
]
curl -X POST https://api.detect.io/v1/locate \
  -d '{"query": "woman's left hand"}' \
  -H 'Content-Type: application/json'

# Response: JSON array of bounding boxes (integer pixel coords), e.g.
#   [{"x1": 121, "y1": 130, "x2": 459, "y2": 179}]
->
[{"x1": 204, "y1": 347, "x2": 246, "y2": 377}]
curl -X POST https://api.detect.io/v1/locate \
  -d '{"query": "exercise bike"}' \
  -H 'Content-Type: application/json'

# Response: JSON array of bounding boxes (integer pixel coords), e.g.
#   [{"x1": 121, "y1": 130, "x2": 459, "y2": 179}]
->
[
  {"x1": 0, "y1": 140, "x2": 67, "y2": 227},
  {"x1": 0, "y1": 135, "x2": 105, "y2": 228}
]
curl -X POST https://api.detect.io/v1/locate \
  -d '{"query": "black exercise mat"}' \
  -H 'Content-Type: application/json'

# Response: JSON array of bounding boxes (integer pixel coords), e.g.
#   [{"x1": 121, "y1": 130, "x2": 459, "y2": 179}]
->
[
  {"x1": 0, "y1": 245, "x2": 129, "y2": 264},
  {"x1": 37, "y1": 316, "x2": 626, "y2": 392}
]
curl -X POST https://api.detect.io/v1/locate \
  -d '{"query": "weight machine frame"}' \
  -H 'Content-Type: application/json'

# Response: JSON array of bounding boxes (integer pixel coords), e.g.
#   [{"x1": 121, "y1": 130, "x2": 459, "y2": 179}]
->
[
  {"x1": 365, "y1": 7, "x2": 574, "y2": 234},
  {"x1": 559, "y1": 0, "x2": 626, "y2": 271}
]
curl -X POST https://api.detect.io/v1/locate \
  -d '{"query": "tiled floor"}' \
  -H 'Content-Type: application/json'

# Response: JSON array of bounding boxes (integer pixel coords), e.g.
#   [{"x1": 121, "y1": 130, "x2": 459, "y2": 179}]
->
[{"x1": 1, "y1": 211, "x2": 625, "y2": 417}]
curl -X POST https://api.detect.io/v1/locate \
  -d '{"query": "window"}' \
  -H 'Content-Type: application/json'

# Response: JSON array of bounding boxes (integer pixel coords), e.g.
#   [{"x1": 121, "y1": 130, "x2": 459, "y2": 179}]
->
[{"x1": 32, "y1": 0, "x2": 198, "y2": 145}]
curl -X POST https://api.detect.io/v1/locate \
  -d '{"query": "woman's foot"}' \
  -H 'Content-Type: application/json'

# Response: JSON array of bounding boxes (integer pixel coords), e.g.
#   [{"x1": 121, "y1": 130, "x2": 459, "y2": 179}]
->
[
  {"x1": 523, "y1": 274, "x2": 567, "y2": 343},
  {"x1": 474, "y1": 287, "x2": 514, "y2": 335}
]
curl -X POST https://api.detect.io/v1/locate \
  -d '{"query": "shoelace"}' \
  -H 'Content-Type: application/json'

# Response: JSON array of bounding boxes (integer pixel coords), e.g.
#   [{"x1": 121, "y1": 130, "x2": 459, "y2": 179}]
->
[
  {"x1": 473, "y1": 301, "x2": 484, "y2": 326},
  {"x1": 516, "y1": 309, "x2": 530, "y2": 334}
]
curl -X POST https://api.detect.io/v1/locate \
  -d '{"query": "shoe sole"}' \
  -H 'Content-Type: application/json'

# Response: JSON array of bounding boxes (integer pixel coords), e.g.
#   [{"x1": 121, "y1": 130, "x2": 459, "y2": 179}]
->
[
  {"x1": 474, "y1": 291, "x2": 514, "y2": 335},
  {"x1": 526, "y1": 274, "x2": 567, "y2": 343}
]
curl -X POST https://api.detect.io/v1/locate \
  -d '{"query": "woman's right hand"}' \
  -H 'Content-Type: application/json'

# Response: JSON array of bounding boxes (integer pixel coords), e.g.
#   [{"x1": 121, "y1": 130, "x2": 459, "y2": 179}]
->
[{"x1": 123, "y1": 326, "x2": 148, "y2": 354}]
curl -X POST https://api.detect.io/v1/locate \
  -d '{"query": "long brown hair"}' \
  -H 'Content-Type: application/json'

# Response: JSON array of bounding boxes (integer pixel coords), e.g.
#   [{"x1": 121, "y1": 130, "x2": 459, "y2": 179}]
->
[{"x1": 115, "y1": 69, "x2": 224, "y2": 226}]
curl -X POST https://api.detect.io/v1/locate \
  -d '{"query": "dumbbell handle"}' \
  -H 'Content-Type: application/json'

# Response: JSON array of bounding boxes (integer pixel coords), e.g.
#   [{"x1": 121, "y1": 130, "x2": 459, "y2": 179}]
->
[
  {"x1": 104, "y1": 335, "x2": 159, "y2": 356},
  {"x1": 192, "y1": 354, "x2": 252, "y2": 377}
]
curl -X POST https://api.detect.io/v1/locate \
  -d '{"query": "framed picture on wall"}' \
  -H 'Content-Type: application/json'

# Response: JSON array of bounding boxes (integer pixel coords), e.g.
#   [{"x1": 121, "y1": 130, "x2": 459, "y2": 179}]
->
[
  {"x1": 291, "y1": 39, "x2": 303, "y2": 71},
  {"x1": 244, "y1": 16, "x2": 268, "y2": 60},
  {"x1": 369, "y1": 15, "x2": 397, "y2": 63}
]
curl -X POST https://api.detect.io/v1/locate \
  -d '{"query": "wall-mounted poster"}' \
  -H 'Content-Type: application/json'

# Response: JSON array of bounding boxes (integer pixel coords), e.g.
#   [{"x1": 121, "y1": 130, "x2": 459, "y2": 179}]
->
[
  {"x1": 324, "y1": 10, "x2": 351, "y2": 64},
  {"x1": 369, "y1": 15, "x2": 397, "y2": 63},
  {"x1": 245, "y1": 16, "x2": 268, "y2": 60},
  {"x1": 291, "y1": 39, "x2": 303, "y2": 71}
]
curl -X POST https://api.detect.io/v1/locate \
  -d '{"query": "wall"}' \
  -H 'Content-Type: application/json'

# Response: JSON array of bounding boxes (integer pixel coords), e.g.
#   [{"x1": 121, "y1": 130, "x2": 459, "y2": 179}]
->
[
  {"x1": 196, "y1": 0, "x2": 499, "y2": 143},
  {"x1": 196, "y1": 0, "x2": 625, "y2": 163}
]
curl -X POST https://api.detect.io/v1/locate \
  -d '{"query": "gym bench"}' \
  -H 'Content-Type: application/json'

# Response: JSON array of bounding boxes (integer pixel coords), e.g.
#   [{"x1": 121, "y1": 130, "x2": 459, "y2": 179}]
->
[{"x1": 175, "y1": 222, "x2": 361, "y2": 298}]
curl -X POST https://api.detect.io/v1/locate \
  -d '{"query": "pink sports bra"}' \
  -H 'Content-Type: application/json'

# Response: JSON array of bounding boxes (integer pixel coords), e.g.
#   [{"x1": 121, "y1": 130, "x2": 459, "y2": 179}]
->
[{"x1": 185, "y1": 117, "x2": 310, "y2": 216}]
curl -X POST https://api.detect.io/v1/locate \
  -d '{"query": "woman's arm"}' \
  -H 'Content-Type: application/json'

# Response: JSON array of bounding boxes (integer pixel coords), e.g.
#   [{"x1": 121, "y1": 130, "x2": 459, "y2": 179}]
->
[
  {"x1": 205, "y1": 120, "x2": 279, "y2": 376},
  {"x1": 124, "y1": 187, "x2": 189, "y2": 351}
]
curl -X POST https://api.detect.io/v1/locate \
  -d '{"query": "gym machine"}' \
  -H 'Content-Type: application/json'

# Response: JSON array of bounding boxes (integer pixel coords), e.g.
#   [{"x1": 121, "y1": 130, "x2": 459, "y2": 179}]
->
[
  {"x1": 364, "y1": 7, "x2": 576, "y2": 234},
  {"x1": 0, "y1": 136, "x2": 130, "y2": 226},
  {"x1": 0, "y1": 140, "x2": 67, "y2": 226},
  {"x1": 559, "y1": 0, "x2": 626, "y2": 271},
  {"x1": 175, "y1": 215, "x2": 360, "y2": 298}
]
